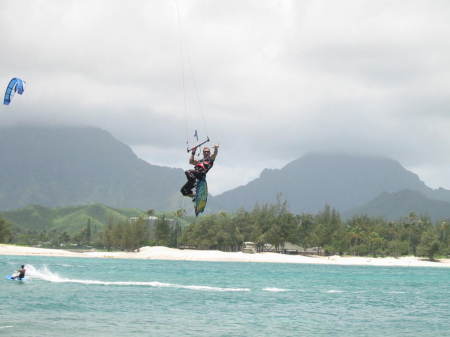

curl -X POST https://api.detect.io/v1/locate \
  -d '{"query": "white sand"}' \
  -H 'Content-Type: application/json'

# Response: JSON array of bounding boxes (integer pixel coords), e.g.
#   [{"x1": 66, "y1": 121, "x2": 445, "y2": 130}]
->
[{"x1": 1, "y1": 244, "x2": 449, "y2": 268}]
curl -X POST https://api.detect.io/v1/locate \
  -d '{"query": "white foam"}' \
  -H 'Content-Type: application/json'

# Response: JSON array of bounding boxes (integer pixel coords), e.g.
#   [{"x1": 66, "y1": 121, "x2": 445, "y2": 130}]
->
[
  {"x1": 326, "y1": 289, "x2": 344, "y2": 293},
  {"x1": 0, "y1": 326, "x2": 13, "y2": 329},
  {"x1": 263, "y1": 287, "x2": 289, "y2": 292},
  {"x1": 26, "y1": 264, "x2": 61, "y2": 282},
  {"x1": 26, "y1": 265, "x2": 250, "y2": 292}
]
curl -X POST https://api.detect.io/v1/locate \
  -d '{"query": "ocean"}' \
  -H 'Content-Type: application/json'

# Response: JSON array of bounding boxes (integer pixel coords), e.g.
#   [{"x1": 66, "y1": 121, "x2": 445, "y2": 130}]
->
[{"x1": 1, "y1": 255, "x2": 449, "y2": 337}]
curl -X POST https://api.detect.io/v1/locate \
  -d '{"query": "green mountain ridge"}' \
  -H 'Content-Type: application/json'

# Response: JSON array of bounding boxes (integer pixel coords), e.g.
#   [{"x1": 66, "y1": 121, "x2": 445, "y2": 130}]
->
[
  {"x1": 0, "y1": 125, "x2": 186, "y2": 211},
  {"x1": 213, "y1": 153, "x2": 450, "y2": 214},
  {"x1": 1, "y1": 125, "x2": 450, "y2": 221},
  {"x1": 344, "y1": 189, "x2": 450, "y2": 221},
  {"x1": 1, "y1": 203, "x2": 145, "y2": 235}
]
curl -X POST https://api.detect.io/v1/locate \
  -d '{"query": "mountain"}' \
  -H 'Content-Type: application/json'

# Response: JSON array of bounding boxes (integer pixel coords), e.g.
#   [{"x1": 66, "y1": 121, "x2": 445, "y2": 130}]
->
[
  {"x1": 426, "y1": 187, "x2": 450, "y2": 203},
  {"x1": 344, "y1": 190, "x2": 450, "y2": 221},
  {"x1": 1, "y1": 125, "x2": 449, "y2": 220},
  {"x1": 0, "y1": 203, "x2": 144, "y2": 235},
  {"x1": 213, "y1": 153, "x2": 450, "y2": 214},
  {"x1": 0, "y1": 125, "x2": 186, "y2": 210}
]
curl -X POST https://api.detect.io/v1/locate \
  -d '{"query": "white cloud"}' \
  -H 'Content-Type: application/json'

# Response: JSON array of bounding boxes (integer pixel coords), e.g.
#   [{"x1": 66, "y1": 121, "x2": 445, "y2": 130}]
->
[{"x1": 1, "y1": 0, "x2": 450, "y2": 193}]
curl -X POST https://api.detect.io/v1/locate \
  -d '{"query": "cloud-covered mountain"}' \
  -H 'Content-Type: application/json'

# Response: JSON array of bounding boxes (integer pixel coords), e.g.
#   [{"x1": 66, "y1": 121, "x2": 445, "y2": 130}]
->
[
  {"x1": 213, "y1": 153, "x2": 450, "y2": 214},
  {"x1": 0, "y1": 125, "x2": 185, "y2": 211},
  {"x1": 1, "y1": 125, "x2": 449, "y2": 221}
]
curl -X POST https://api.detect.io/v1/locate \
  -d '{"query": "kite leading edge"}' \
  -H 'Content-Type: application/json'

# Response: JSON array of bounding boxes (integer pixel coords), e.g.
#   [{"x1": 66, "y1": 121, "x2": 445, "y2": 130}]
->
[{"x1": 3, "y1": 78, "x2": 25, "y2": 105}]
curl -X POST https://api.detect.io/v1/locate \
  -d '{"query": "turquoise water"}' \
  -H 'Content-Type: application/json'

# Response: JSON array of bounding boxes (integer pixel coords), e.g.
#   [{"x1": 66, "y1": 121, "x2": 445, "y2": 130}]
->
[{"x1": 1, "y1": 255, "x2": 449, "y2": 337}]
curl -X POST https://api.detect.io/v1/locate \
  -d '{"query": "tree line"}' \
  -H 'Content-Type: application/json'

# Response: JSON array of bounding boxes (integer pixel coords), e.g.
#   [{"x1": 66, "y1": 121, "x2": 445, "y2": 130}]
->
[
  {"x1": 1, "y1": 202, "x2": 448, "y2": 259},
  {"x1": 0, "y1": 213, "x2": 183, "y2": 252},
  {"x1": 182, "y1": 201, "x2": 449, "y2": 260}
]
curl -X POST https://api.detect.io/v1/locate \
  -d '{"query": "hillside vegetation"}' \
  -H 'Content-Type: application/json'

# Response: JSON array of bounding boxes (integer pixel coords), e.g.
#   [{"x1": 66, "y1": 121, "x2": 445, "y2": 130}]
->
[
  {"x1": 0, "y1": 200, "x2": 448, "y2": 260},
  {"x1": 0, "y1": 125, "x2": 185, "y2": 211}
]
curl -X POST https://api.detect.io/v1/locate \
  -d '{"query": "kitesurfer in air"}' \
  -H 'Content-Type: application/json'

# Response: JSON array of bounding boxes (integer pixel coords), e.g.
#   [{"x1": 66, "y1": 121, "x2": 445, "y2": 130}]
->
[
  {"x1": 11, "y1": 265, "x2": 26, "y2": 280},
  {"x1": 181, "y1": 145, "x2": 219, "y2": 198}
]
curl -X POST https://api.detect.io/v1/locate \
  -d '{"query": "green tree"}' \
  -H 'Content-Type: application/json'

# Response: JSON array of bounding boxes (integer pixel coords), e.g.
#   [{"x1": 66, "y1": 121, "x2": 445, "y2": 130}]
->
[
  {"x1": 59, "y1": 232, "x2": 71, "y2": 245},
  {"x1": 155, "y1": 216, "x2": 170, "y2": 246},
  {"x1": 417, "y1": 227, "x2": 440, "y2": 260},
  {"x1": 102, "y1": 223, "x2": 114, "y2": 251},
  {"x1": 294, "y1": 214, "x2": 315, "y2": 248},
  {"x1": 400, "y1": 213, "x2": 428, "y2": 255},
  {"x1": 175, "y1": 209, "x2": 186, "y2": 218},
  {"x1": 314, "y1": 205, "x2": 341, "y2": 254},
  {"x1": 0, "y1": 217, "x2": 11, "y2": 243},
  {"x1": 169, "y1": 221, "x2": 182, "y2": 248},
  {"x1": 130, "y1": 217, "x2": 150, "y2": 250},
  {"x1": 437, "y1": 221, "x2": 450, "y2": 256},
  {"x1": 85, "y1": 218, "x2": 92, "y2": 243}
]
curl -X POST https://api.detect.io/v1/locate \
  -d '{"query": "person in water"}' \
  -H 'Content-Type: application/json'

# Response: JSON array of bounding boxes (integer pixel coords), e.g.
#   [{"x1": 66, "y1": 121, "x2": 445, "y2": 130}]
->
[
  {"x1": 181, "y1": 145, "x2": 219, "y2": 198},
  {"x1": 12, "y1": 265, "x2": 26, "y2": 280}
]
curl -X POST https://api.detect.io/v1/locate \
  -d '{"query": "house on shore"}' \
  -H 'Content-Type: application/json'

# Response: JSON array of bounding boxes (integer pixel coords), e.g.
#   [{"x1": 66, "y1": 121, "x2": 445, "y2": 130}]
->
[{"x1": 281, "y1": 242, "x2": 323, "y2": 255}]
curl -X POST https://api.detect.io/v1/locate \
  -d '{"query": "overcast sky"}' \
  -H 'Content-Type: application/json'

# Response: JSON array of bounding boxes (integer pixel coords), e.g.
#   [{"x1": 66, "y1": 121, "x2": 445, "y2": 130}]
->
[{"x1": 1, "y1": 0, "x2": 450, "y2": 194}]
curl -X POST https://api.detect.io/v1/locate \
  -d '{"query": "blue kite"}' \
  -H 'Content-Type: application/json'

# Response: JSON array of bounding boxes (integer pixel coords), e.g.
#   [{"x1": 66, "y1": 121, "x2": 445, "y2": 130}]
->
[{"x1": 3, "y1": 78, "x2": 25, "y2": 105}]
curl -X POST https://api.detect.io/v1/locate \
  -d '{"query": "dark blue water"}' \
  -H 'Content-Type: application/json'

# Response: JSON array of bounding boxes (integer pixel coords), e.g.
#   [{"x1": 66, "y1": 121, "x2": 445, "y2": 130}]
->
[{"x1": 1, "y1": 255, "x2": 449, "y2": 337}]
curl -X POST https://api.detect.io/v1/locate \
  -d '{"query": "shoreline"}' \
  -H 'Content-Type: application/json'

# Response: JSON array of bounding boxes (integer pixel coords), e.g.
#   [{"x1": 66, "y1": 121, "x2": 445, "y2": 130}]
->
[{"x1": 1, "y1": 244, "x2": 449, "y2": 268}]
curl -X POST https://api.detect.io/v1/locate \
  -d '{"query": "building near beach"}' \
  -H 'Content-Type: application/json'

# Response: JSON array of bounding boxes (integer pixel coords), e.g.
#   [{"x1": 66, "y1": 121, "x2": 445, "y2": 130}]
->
[
  {"x1": 282, "y1": 242, "x2": 323, "y2": 255},
  {"x1": 241, "y1": 242, "x2": 257, "y2": 254}
]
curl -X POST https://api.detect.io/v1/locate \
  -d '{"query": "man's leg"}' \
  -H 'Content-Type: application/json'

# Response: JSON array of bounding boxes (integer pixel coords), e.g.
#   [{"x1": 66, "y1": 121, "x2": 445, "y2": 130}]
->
[{"x1": 180, "y1": 170, "x2": 196, "y2": 197}]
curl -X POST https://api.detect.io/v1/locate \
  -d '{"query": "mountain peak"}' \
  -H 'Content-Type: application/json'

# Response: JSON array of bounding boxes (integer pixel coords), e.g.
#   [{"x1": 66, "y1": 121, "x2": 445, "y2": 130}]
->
[
  {"x1": 0, "y1": 125, "x2": 185, "y2": 211},
  {"x1": 214, "y1": 153, "x2": 435, "y2": 213},
  {"x1": 345, "y1": 189, "x2": 450, "y2": 221}
]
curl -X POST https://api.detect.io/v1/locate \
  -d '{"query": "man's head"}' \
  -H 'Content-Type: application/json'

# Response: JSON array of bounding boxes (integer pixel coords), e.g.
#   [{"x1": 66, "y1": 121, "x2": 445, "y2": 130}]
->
[
  {"x1": 203, "y1": 147, "x2": 211, "y2": 158},
  {"x1": 21, "y1": 265, "x2": 24, "y2": 268}
]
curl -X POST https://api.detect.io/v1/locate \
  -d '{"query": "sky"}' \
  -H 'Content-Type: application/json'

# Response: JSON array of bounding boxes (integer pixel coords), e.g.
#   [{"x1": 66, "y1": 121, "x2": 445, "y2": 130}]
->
[{"x1": 1, "y1": 0, "x2": 450, "y2": 195}]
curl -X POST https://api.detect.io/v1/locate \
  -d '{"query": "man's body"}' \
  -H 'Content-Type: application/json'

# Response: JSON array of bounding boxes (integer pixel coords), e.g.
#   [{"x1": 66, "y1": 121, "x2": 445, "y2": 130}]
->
[
  {"x1": 181, "y1": 145, "x2": 219, "y2": 198},
  {"x1": 12, "y1": 265, "x2": 26, "y2": 280}
]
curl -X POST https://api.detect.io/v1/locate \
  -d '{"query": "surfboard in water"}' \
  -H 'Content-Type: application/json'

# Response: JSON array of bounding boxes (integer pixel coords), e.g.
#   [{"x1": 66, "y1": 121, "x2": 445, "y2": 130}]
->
[{"x1": 6, "y1": 273, "x2": 26, "y2": 281}]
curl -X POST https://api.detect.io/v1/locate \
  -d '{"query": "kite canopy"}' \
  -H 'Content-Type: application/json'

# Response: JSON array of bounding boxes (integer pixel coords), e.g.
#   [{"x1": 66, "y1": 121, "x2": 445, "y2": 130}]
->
[{"x1": 3, "y1": 78, "x2": 25, "y2": 105}]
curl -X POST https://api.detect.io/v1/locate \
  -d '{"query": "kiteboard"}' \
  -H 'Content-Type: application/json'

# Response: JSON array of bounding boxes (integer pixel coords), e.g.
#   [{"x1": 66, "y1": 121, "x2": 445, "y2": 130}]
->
[
  {"x1": 6, "y1": 272, "x2": 25, "y2": 281},
  {"x1": 194, "y1": 178, "x2": 208, "y2": 216}
]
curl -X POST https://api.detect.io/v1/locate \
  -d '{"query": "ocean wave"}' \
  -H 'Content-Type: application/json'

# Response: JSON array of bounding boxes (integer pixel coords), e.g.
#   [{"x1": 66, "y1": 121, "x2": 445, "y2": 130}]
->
[
  {"x1": 262, "y1": 287, "x2": 289, "y2": 292},
  {"x1": 326, "y1": 289, "x2": 344, "y2": 293},
  {"x1": 26, "y1": 265, "x2": 250, "y2": 292}
]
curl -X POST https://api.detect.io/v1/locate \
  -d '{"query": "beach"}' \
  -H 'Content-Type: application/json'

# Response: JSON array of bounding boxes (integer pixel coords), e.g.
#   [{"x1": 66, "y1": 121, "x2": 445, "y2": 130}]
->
[{"x1": 1, "y1": 244, "x2": 449, "y2": 268}]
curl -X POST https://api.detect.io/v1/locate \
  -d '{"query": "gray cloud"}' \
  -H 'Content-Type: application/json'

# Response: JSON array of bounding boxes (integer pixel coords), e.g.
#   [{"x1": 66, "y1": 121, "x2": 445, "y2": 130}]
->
[{"x1": 1, "y1": 0, "x2": 450, "y2": 194}]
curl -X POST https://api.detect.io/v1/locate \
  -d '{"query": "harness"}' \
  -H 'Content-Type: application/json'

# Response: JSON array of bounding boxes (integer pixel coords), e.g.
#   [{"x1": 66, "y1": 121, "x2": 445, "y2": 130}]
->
[{"x1": 195, "y1": 159, "x2": 213, "y2": 174}]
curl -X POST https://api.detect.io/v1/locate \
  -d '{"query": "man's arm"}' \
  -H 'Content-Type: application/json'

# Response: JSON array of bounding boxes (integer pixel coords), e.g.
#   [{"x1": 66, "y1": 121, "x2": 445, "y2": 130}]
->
[
  {"x1": 211, "y1": 145, "x2": 219, "y2": 161},
  {"x1": 189, "y1": 149, "x2": 199, "y2": 165}
]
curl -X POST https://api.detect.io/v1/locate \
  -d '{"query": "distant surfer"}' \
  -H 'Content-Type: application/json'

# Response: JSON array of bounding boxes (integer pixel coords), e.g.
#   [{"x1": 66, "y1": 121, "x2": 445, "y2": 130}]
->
[
  {"x1": 180, "y1": 145, "x2": 219, "y2": 199},
  {"x1": 11, "y1": 265, "x2": 26, "y2": 280}
]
